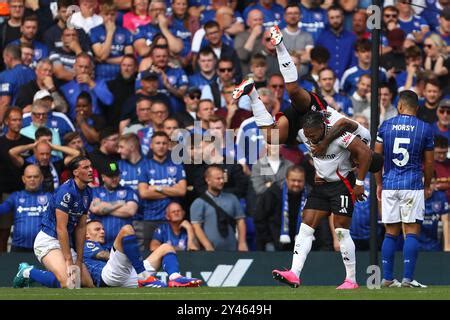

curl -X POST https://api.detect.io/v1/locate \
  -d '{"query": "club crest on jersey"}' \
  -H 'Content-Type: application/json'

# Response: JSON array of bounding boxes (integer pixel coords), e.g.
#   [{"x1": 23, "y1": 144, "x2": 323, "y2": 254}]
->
[
  {"x1": 432, "y1": 202, "x2": 442, "y2": 213},
  {"x1": 167, "y1": 166, "x2": 177, "y2": 176},
  {"x1": 19, "y1": 198, "x2": 25, "y2": 204},
  {"x1": 63, "y1": 193, "x2": 71, "y2": 203},
  {"x1": 37, "y1": 195, "x2": 48, "y2": 205},
  {"x1": 51, "y1": 120, "x2": 57, "y2": 127},
  {"x1": 117, "y1": 190, "x2": 126, "y2": 199},
  {"x1": 86, "y1": 242, "x2": 96, "y2": 249},
  {"x1": 115, "y1": 33, "x2": 125, "y2": 44},
  {"x1": 99, "y1": 192, "x2": 106, "y2": 198},
  {"x1": 83, "y1": 196, "x2": 89, "y2": 207}
]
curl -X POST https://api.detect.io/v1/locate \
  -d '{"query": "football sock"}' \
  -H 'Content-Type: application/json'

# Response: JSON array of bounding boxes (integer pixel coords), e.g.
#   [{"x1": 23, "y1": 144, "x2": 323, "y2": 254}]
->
[
  {"x1": 143, "y1": 259, "x2": 156, "y2": 273},
  {"x1": 290, "y1": 223, "x2": 315, "y2": 277},
  {"x1": 122, "y1": 235, "x2": 146, "y2": 275},
  {"x1": 162, "y1": 252, "x2": 180, "y2": 278},
  {"x1": 275, "y1": 41, "x2": 298, "y2": 83},
  {"x1": 381, "y1": 233, "x2": 398, "y2": 281},
  {"x1": 403, "y1": 233, "x2": 419, "y2": 281},
  {"x1": 249, "y1": 88, "x2": 274, "y2": 127},
  {"x1": 29, "y1": 269, "x2": 61, "y2": 288},
  {"x1": 335, "y1": 228, "x2": 357, "y2": 283}
]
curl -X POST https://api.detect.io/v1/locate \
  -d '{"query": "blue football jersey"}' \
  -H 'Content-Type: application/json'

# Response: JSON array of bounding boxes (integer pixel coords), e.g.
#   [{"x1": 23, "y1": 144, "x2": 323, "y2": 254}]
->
[
  {"x1": 152, "y1": 223, "x2": 188, "y2": 251},
  {"x1": 89, "y1": 186, "x2": 138, "y2": 249},
  {"x1": 0, "y1": 64, "x2": 36, "y2": 103},
  {"x1": 83, "y1": 240, "x2": 107, "y2": 287},
  {"x1": 41, "y1": 179, "x2": 92, "y2": 239},
  {"x1": 118, "y1": 157, "x2": 147, "y2": 191},
  {"x1": 138, "y1": 157, "x2": 186, "y2": 221},
  {"x1": 377, "y1": 114, "x2": 434, "y2": 190},
  {"x1": 419, "y1": 191, "x2": 448, "y2": 251},
  {"x1": 0, "y1": 190, "x2": 52, "y2": 248}
]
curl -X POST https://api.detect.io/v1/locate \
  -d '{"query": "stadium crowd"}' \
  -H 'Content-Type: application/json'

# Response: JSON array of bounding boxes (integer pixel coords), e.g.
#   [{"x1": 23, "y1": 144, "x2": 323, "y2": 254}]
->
[{"x1": 0, "y1": 0, "x2": 449, "y2": 262}]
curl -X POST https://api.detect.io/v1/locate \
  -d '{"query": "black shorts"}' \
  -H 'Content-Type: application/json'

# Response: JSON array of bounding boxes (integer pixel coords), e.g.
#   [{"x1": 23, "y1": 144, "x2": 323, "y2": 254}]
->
[{"x1": 303, "y1": 174, "x2": 355, "y2": 217}]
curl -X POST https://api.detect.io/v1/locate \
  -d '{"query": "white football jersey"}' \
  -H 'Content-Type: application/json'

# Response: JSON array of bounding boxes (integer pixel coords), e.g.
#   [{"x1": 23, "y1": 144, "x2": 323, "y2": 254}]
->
[{"x1": 324, "y1": 107, "x2": 371, "y2": 146}]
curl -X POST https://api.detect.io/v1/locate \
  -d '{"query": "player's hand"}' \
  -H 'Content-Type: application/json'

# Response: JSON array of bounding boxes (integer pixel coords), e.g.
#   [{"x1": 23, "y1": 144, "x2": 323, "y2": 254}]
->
[
  {"x1": 424, "y1": 187, "x2": 433, "y2": 199},
  {"x1": 376, "y1": 185, "x2": 382, "y2": 201},
  {"x1": 311, "y1": 141, "x2": 328, "y2": 157},
  {"x1": 333, "y1": 239, "x2": 340, "y2": 252},
  {"x1": 187, "y1": 240, "x2": 199, "y2": 251},
  {"x1": 238, "y1": 242, "x2": 248, "y2": 252},
  {"x1": 353, "y1": 185, "x2": 366, "y2": 202}
]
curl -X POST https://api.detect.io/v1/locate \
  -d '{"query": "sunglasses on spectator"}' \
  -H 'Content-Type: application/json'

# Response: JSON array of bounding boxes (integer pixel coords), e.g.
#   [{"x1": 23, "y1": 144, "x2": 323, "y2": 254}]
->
[
  {"x1": 189, "y1": 93, "x2": 201, "y2": 99},
  {"x1": 219, "y1": 68, "x2": 233, "y2": 73},
  {"x1": 265, "y1": 37, "x2": 271, "y2": 42},
  {"x1": 384, "y1": 14, "x2": 397, "y2": 18},
  {"x1": 439, "y1": 108, "x2": 450, "y2": 115},
  {"x1": 424, "y1": 44, "x2": 433, "y2": 49},
  {"x1": 270, "y1": 84, "x2": 284, "y2": 89}
]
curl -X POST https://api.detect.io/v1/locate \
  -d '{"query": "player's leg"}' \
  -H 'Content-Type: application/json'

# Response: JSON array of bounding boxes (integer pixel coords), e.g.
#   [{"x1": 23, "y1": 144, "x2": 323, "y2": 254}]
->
[
  {"x1": 80, "y1": 263, "x2": 95, "y2": 288},
  {"x1": 272, "y1": 205, "x2": 329, "y2": 288},
  {"x1": 380, "y1": 190, "x2": 402, "y2": 287},
  {"x1": 269, "y1": 26, "x2": 311, "y2": 113},
  {"x1": 333, "y1": 214, "x2": 359, "y2": 289},
  {"x1": 145, "y1": 243, "x2": 202, "y2": 287},
  {"x1": 399, "y1": 190, "x2": 427, "y2": 288},
  {"x1": 113, "y1": 224, "x2": 164, "y2": 287}
]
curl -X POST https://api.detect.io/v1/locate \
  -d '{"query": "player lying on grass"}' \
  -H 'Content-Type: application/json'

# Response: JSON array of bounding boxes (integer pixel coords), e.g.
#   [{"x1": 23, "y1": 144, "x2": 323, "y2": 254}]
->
[
  {"x1": 14, "y1": 220, "x2": 202, "y2": 288},
  {"x1": 232, "y1": 25, "x2": 382, "y2": 172}
]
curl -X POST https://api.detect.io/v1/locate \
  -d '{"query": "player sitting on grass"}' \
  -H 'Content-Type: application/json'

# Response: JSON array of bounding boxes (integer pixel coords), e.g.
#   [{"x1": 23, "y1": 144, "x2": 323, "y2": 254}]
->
[{"x1": 82, "y1": 220, "x2": 202, "y2": 288}]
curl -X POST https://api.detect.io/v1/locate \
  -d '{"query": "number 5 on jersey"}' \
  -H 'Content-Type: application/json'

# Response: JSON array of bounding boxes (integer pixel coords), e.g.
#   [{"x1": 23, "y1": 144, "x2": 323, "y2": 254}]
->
[{"x1": 392, "y1": 138, "x2": 410, "y2": 167}]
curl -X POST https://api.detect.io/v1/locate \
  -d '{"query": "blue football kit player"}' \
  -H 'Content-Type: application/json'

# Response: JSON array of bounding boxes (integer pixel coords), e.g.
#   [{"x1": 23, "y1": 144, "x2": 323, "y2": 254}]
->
[
  {"x1": 375, "y1": 90, "x2": 434, "y2": 288},
  {"x1": 13, "y1": 156, "x2": 95, "y2": 288},
  {"x1": 0, "y1": 165, "x2": 52, "y2": 252},
  {"x1": 84, "y1": 220, "x2": 202, "y2": 287}
]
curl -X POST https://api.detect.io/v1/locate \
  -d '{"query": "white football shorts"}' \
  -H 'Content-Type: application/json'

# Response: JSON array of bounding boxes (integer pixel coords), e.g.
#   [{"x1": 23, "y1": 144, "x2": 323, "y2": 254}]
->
[
  {"x1": 381, "y1": 189, "x2": 425, "y2": 224},
  {"x1": 101, "y1": 247, "x2": 138, "y2": 288},
  {"x1": 33, "y1": 231, "x2": 77, "y2": 263}
]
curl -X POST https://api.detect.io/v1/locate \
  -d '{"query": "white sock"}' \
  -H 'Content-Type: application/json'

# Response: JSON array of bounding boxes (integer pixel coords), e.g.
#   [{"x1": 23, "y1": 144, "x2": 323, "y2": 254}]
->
[
  {"x1": 143, "y1": 259, "x2": 156, "y2": 273},
  {"x1": 290, "y1": 223, "x2": 315, "y2": 277},
  {"x1": 335, "y1": 228, "x2": 357, "y2": 283},
  {"x1": 275, "y1": 41, "x2": 298, "y2": 83},
  {"x1": 249, "y1": 89, "x2": 274, "y2": 127},
  {"x1": 23, "y1": 267, "x2": 31, "y2": 278},
  {"x1": 169, "y1": 272, "x2": 181, "y2": 281},
  {"x1": 137, "y1": 270, "x2": 151, "y2": 280}
]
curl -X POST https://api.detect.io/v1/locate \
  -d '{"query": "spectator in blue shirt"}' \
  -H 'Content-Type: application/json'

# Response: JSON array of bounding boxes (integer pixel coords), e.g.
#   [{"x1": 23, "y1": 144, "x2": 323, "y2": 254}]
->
[
  {"x1": 60, "y1": 53, "x2": 114, "y2": 120},
  {"x1": 0, "y1": 43, "x2": 35, "y2": 123},
  {"x1": 150, "y1": 202, "x2": 199, "y2": 251},
  {"x1": 132, "y1": 0, "x2": 184, "y2": 58},
  {"x1": 0, "y1": 164, "x2": 52, "y2": 252},
  {"x1": 243, "y1": 0, "x2": 284, "y2": 29},
  {"x1": 397, "y1": 1, "x2": 430, "y2": 43},
  {"x1": 299, "y1": 0, "x2": 328, "y2": 43},
  {"x1": 421, "y1": 0, "x2": 447, "y2": 32},
  {"x1": 137, "y1": 131, "x2": 187, "y2": 252},
  {"x1": 188, "y1": 47, "x2": 217, "y2": 91},
  {"x1": 11, "y1": 14, "x2": 49, "y2": 69},
  {"x1": 396, "y1": 45, "x2": 422, "y2": 92},
  {"x1": 89, "y1": 161, "x2": 139, "y2": 249},
  {"x1": 318, "y1": 68, "x2": 353, "y2": 116},
  {"x1": 90, "y1": 0, "x2": 134, "y2": 81},
  {"x1": 118, "y1": 133, "x2": 148, "y2": 191},
  {"x1": 316, "y1": 6, "x2": 356, "y2": 80}
]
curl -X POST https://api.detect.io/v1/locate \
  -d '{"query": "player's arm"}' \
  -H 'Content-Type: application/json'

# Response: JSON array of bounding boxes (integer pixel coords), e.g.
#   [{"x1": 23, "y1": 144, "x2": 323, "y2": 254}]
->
[
  {"x1": 160, "y1": 179, "x2": 187, "y2": 197},
  {"x1": 236, "y1": 218, "x2": 248, "y2": 252},
  {"x1": 94, "y1": 250, "x2": 110, "y2": 261},
  {"x1": 260, "y1": 115, "x2": 289, "y2": 145},
  {"x1": 150, "y1": 239, "x2": 162, "y2": 252},
  {"x1": 74, "y1": 214, "x2": 88, "y2": 268},
  {"x1": 312, "y1": 118, "x2": 359, "y2": 156},
  {"x1": 347, "y1": 137, "x2": 372, "y2": 201},
  {"x1": 423, "y1": 150, "x2": 434, "y2": 199},
  {"x1": 8, "y1": 142, "x2": 35, "y2": 168},
  {"x1": 192, "y1": 223, "x2": 214, "y2": 251},
  {"x1": 56, "y1": 208, "x2": 74, "y2": 266}
]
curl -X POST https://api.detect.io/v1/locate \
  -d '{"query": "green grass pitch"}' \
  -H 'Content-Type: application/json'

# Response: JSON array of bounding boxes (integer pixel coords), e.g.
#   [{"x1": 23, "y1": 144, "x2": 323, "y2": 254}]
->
[{"x1": 1, "y1": 286, "x2": 450, "y2": 300}]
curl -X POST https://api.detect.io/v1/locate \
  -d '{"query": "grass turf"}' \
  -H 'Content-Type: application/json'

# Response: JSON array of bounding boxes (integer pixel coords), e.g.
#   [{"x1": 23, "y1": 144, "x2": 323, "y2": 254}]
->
[{"x1": 0, "y1": 286, "x2": 450, "y2": 300}]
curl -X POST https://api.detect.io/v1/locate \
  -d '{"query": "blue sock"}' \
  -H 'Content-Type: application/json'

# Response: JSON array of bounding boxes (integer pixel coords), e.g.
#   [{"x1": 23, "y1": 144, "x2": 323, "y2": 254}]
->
[
  {"x1": 29, "y1": 269, "x2": 61, "y2": 288},
  {"x1": 381, "y1": 233, "x2": 398, "y2": 281},
  {"x1": 403, "y1": 233, "x2": 419, "y2": 281},
  {"x1": 122, "y1": 235, "x2": 145, "y2": 274},
  {"x1": 162, "y1": 253, "x2": 179, "y2": 277}
]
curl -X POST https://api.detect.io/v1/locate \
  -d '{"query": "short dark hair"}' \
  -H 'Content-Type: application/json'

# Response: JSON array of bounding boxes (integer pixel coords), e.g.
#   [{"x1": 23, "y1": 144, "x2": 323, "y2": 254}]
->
[
  {"x1": 99, "y1": 127, "x2": 118, "y2": 142},
  {"x1": 63, "y1": 131, "x2": 81, "y2": 145},
  {"x1": 318, "y1": 67, "x2": 335, "y2": 79},
  {"x1": 151, "y1": 131, "x2": 169, "y2": 140},
  {"x1": 3, "y1": 44, "x2": 21, "y2": 60},
  {"x1": 286, "y1": 165, "x2": 305, "y2": 177},
  {"x1": 204, "y1": 164, "x2": 223, "y2": 179},
  {"x1": 35, "y1": 127, "x2": 52, "y2": 140},
  {"x1": 198, "y1": 47, "x2": 216, "y2": 58},
  {"x1": 4, "y1": 106, "x2": 22, "y2": 123},
  {"x1": 204, "y1": 20, "x2": 220, "y2": 31},
  {"x1": 22, "y1": 14, "x2": 38, "y2": 25},
  {"x1": 379, "y1": 82, "x2": 392, "y2": 94},
  {"x1": 67, "y1": 155, "x2": 90, "y2": 173},
  {"x1": 310, "y1": 46, "x2": 330, "y2": 64},
  {"x1": 355, "y1": 39, "x2": 372, "y2": 52},
  {"x1": 328, "y1": 5, "x2": 343, "y2": 14},
  {"x1": 404, "y1": 45, "x2": 422, "y2": 60},
  {"x1": 302, "y1": 111, "x2": 325, "y2": 129},
  {"x1": 76, "y1": 91, "x2": 92, "y2": 104},
  {"x1": 57, "y1": 0, "x2": 74, "y2": 9},
  {"x1": 434, "y1": 135, "x2": 448, "y2": 149},
  {"x1": 398, "y1": 90, "x2": 419, "y2": 109}
]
